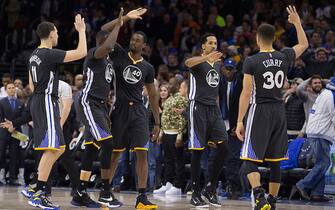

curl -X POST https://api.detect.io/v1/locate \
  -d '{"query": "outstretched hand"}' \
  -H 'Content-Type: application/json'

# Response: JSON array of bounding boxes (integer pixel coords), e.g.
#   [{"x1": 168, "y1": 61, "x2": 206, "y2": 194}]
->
[
  {"x1": 126, "y1": 7, "x2": 147, "y2": 20},
  {"x1": 74, "y1": 14, "x2": 86, "y2": 32},
  {"x1": 287, "y1": 5, "x2": 301, "y2": 25},
  {"x1": 206, "y1": 51, "x2": 223, "y2": 63}
]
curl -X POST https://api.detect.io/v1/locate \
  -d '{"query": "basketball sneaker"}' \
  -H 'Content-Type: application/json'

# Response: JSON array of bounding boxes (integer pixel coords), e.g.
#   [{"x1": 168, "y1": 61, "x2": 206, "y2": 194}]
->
[
  {"x1": 190, "y1": 192, "x2": 209, "y2": 208},
  {"x1": 98, "y1": 191, "x2": 123, "y2": 208},
  {"x1": 201, "y1": 187, "x2": 221, "y2": 207},
  {"x1": 71, "y1": 190, "x2": 102, "y2": 208},
  {"x1": 28, "y1": 190, "x2": 59, "y2": 210},
  {"x1": 21, "y1": 185, "x2": 35, "y2": 198},
  {"x1": 253, "y1": 187, "x2": 271, "y2": 210},
  {"x1": 135, "y1": 194, "x2": 158, "y2": 209}
]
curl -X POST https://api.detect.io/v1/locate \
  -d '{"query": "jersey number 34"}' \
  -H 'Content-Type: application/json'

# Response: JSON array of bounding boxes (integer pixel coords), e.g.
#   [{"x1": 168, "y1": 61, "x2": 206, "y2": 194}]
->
[{"x1": 262, "y1": 70, "x2": 284, "y2": 89}]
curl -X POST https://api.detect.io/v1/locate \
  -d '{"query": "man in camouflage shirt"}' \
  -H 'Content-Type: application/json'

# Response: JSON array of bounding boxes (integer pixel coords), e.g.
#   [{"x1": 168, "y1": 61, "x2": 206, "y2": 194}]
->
[{"x1": 154, "y1": 79, "x2": 188, "y2": 195}]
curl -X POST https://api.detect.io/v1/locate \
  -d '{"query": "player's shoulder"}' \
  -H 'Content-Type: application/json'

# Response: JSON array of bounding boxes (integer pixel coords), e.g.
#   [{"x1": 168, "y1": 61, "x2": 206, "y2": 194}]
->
[{"x1": 142, "y1": 59, "x2": 154, "y2": 70}]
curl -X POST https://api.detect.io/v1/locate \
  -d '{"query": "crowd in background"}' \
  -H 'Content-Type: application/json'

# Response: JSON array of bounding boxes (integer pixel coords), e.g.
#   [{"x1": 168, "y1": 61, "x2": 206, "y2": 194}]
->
[{"x1": 0, "y1": 0, "x2": 335, "y2": 200}]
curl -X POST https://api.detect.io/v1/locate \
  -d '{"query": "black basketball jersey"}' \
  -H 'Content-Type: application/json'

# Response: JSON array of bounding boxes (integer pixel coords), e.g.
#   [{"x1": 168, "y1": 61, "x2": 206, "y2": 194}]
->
[
  {"x1": 82, "y1": 47, "x2": 113, "y2": 100},
  {"x1": 28, "y1": 48, "x2": 66, "y2": 96},
  {"x1": 189, "y1": 61, "x2": 221, "y2": 105},
  {"x1": 109, "y1": 44, "x2": 155, "y2": 103},
  {"x1": 243, "y1": 48, "x2": 296, "y2": 104}
]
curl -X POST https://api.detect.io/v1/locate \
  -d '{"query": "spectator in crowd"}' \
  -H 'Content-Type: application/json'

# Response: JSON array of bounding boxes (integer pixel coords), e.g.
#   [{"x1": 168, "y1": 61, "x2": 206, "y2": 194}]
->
[
  {"x1": 287, "y1": 58, "x2": 309, "y2": 80},
  {"x1": 14, "y1": 78, "x2": 23, "y2": 90},
  {"x1": 295, "y1": 77, "x2": 335, "y2": 202},
  {"x1": 296, "y1": 75, "x2": 323, "y2": 136},
  {"x1": 0, "y1": 82, "x2": 25, "y2": 185},
  {"x1": 219, "y1": 58, "x2": 243, "y2": 199},
  {"x1": 0, "y1": 73, "x2": 12, "y2": 98},
  {"x1": 154, "y1": 78, "x2": 188, "y2": 195},
  {"x1": 302, "y1": 47, "x2": 335, "y2": 79},
  {"x1": 283, "y1": 78, "x2": 306, "y2": 139}
]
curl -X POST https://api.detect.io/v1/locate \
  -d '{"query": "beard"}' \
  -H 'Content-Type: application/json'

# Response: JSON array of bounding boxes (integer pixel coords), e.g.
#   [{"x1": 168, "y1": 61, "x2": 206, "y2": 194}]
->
[{"x1": 312, "y1": 86, "x2": 322, "y2": 93}]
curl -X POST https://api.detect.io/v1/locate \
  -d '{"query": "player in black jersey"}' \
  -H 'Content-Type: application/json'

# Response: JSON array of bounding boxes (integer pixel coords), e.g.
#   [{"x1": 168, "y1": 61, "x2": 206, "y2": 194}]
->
[
  {"x1": 236, "y1": 6, "x2": 308, "y2": 210},
  {"x1": 27, "y1": 15, "x2": 87, "y2": 210},
  {"x1": 101, "y1": 8, "x2": 160, "y2": 209},
  {"x1": 185, "y1": 34, "x2": 229, "y2": 208},
  {"x1": 71, "y1": 9, "x2": 124, "y2": 209}
]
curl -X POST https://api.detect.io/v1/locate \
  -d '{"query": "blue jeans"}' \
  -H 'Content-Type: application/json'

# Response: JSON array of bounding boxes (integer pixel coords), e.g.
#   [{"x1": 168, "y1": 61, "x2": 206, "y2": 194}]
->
[
  {"x1": 297, "y1": 138, "x2": 332, "y2": 196},
  {"x1": 147, "y1": 141, "x2": 162, "y2": 191},
  {"x1": 112, "y1": 152, "x2": 128, "y2": 187}
]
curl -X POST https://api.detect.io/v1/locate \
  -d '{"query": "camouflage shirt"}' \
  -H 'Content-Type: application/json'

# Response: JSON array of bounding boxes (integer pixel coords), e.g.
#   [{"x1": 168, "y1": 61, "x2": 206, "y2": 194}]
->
[{"x1": 161, "y1": 93, "x2": 188, "y2": 133}]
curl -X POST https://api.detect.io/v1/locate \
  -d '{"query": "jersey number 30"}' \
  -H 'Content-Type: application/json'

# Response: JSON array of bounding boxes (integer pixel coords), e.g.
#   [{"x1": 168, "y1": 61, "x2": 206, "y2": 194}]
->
[{"x1": 262, "y1": 70, "x2": 284, "y2": 89}]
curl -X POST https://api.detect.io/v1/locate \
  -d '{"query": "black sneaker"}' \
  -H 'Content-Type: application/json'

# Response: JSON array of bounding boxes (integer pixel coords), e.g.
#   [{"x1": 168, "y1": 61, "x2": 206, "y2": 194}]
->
[
  {"x1": 253, "y1": 187, "x2": 271, "y2": 210},
  {"x1": 190, "y1": 192, "x2": 209, "y2": 208},
  {"x1": 267, "y1": 194, "x2": 277, "y2": 210},
  {"x1": 28, "y1": 190, "x2": 59, "y2": 210},
  {"x1": 71, "y1": 190, "x2": 102, "y2": 208},
  {"x1": 135, "y1": 194, "x2": 158, "y2": 209},
  {"x1": 201, "y1": 187, "x2": 221, "y2": 207},
  {"x1": 98, "y1": 191, "x2": 123, "y2": 208}
]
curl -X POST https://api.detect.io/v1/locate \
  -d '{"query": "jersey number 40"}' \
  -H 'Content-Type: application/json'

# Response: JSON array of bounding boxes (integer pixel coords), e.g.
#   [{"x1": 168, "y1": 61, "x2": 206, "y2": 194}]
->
[{"x1": 262, "y1": 70, "x2": 284, "y2": 89}]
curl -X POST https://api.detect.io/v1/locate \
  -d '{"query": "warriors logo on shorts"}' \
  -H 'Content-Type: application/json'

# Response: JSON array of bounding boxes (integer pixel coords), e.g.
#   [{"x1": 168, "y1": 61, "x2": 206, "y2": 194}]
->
[
  {"x1": 123, "y1": 65, "x2": 142, "y2": 84},
  {"x1": 206, "y1": 69, "x2": 219, "y2": 87},
  {"x1": 105, "y1": 63, "x2": 113, "y2": 83}
]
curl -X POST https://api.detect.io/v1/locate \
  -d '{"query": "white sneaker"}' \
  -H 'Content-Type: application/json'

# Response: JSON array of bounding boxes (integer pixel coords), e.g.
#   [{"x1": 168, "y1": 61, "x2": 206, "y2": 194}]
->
[
  {"x1": 0, "y1": 169, "x2": 6, "y2": 184},
  {"x1": 165, "y1": 186, "x2": 182, "y2": 195},
  {"x1": 153, "y1": 182, "x2": 172, "y2": 194}
]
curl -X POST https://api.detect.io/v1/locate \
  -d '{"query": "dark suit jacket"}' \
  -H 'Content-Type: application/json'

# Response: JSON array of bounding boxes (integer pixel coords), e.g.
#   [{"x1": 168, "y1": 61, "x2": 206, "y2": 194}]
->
[
  {"x1": 219, "y1": 72, "x2": 243, "y2": 130},
  {"x1": 0, "y1": 97, "x2": 25, "y2": 138}
]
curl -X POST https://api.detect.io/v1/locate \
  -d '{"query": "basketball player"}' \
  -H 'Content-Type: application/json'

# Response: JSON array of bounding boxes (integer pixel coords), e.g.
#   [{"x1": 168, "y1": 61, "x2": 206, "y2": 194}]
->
[
  {"x1": 27, "y1": 14, "x2": 87, "y2": 210},
  {"x1": 236, "y1": 6, "x2": 308, "y2": 210},
  {"x1": 71, "y1": 9, "x2": 123, "y2": 208},
  {"x1": 184, "y1": 33, "x2": 229, "y2": 208},
  {"x1": 101, "y1": 9, "x2": 160, "y2": 209}
]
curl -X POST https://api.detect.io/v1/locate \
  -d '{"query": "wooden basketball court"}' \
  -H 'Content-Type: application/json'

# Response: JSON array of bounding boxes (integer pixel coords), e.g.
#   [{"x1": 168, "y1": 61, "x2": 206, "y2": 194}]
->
[{"x1": 0, "y1": 187, "x2": 334, "y2": 210}]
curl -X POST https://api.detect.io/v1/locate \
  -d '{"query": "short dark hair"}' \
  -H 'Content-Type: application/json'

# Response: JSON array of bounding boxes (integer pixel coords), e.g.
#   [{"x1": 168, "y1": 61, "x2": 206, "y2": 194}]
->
[
  {"x1": 200, "y1": 33, "x2": 216, "y2": 45},
  {"x1": 2, "y1": 73, "x2": 12, "y2": 79},
  {"x1": 96, "y1": 30, "x2": 109, "y2": 45},
  {"x1": 134, "y1": 31, "x2": 148, "y2": 43},
  {"x1": 309, "y1": 74, "x2": 322, "y2": 85},
  {"x1": 257, "y1": 23, "x2": 275, "y2": 44},
  {"x1": 36, "y1": 21, "x2": 56, "y2": 40},
  {"x1": 5, "y1": 82, "x2": 15, "y2": 89}
]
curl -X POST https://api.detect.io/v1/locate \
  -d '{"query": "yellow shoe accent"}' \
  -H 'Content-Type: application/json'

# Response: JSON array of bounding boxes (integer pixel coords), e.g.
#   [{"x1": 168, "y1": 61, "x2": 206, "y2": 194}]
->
[
  {"x1": 135, "y1": 202, "x2": 158, "y2": 209},
  {"x1": 260, "y1": 204, "x2": 271, "y2": 210}
]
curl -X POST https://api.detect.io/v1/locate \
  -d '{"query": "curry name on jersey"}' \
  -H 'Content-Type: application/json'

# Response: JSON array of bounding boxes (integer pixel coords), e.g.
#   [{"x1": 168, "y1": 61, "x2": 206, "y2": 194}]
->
[
  {"x1": 189, "y1": 61, "x2": 221, "y2": 105},
  {"x1": 243, "y1": 48, "x2": 296, "y2": 104},
  {"x1": 29, "y1": 48, "x2": 66, "y2": 96}
]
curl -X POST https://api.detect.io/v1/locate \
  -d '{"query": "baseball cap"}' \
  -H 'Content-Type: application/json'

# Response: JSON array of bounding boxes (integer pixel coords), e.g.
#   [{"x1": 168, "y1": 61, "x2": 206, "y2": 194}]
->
[{"x1": 223, "y1": 58, "x2": 236, "y2": 69}]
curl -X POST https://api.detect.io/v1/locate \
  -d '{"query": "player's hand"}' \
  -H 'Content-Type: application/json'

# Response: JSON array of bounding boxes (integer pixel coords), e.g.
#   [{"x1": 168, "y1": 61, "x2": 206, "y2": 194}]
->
[
  {"x1": 152, "y1": 125, "x2": 160, "y2": 141},
  {"x1": 74, "y1": 14, "x2": 86, "y2": 32},
  {"x1": 236, "y1": 122, "x2": 245, "y2": 141},
  {"x1": 287, "y1": 5, "x2": 301, "y2": 25},
  {"x1": 126, "y1": 7, "x2": 147, "y2": 20},
  {"x1": 8, "y1": 126, "x2": 15, "y2": 133},
  {"x1": 206, "y1": 51, "x2": 223, "y2": 63},
  {"x1": 0, "y1": 119, "x2": 13, "y2": 129},
  {"x1": 118, "y1": 7, "x2": 124, "y2": 26}
]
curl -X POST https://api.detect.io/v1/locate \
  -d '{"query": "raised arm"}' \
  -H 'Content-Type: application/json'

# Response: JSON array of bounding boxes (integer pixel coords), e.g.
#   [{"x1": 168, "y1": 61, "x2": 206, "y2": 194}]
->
[
  {"x1": 94, "y1": 8, "x2": 123, "y2": 59},
  {"x1": 63, "y1": 14, "x2": 87, "y2": 63},
  {"x1": 287, "y1": 5, "x2": 308, "y2": 58},
  {"x1": 101, "y1": 7, "x2": 147, "y2": 32},
  {"x1": 184, "y1": 51, "x2": 223, "y2": 68}
]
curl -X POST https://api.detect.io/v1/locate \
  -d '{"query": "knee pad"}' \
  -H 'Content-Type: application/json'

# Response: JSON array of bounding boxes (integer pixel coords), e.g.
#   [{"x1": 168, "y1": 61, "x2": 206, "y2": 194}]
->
[
  {"x1": 81, "y1": 144, "x2": 99, "y2": 171},
  {"x1": 241, "y1": 160, "x2": 259, "y2": 175},
  {"x1": 100, "y1": 140, "x2": 113, "y2": 169},
  {"x1": 269, "y1": 162, "x2": 281, "y2": 183}
]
